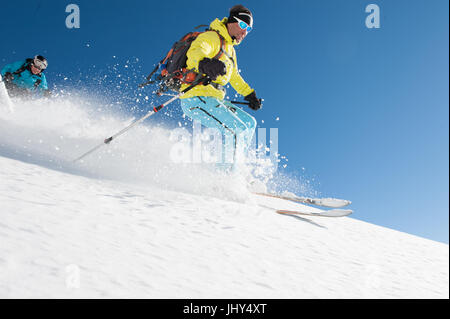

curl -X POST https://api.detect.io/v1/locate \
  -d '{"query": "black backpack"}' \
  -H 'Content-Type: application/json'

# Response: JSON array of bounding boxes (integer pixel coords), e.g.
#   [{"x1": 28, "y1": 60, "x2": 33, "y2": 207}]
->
[{"x1": 140, "y1": 26, "x2": 227, "y2": 94}]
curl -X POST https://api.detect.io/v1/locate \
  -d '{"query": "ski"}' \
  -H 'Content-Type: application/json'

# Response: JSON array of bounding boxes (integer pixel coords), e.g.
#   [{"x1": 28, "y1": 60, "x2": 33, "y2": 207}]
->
[
  {"x1": 254, "y1": 192, "x2": 351, "y2": 208},
  {"x1": 277, "y1": 208, "x2": 353, "y2": 218}
]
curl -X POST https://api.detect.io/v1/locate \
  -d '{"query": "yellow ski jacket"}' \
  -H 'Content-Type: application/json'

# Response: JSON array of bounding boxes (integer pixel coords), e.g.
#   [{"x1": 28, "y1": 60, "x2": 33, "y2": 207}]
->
[{"x1": 180, "y1": 17, "x2": 254, "y2": 100}]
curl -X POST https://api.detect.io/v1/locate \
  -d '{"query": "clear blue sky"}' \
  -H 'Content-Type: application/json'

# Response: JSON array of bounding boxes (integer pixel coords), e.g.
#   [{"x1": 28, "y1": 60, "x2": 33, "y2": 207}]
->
[{"x1": 0, "y1": 0, "x2": 448, "y2": 243}]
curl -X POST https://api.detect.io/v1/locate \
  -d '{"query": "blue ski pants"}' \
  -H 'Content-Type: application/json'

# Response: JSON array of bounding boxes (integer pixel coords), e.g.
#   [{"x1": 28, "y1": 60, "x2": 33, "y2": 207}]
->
[{"x1": 180, "y1": 96, "x2": 257, "y2": 170}]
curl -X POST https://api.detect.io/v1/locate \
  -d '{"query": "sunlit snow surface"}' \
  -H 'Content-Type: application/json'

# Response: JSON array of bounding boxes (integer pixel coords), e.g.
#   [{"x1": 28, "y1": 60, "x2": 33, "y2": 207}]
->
[{"x1": 0, "y1": 95, "x2": 448, "y2": 298}]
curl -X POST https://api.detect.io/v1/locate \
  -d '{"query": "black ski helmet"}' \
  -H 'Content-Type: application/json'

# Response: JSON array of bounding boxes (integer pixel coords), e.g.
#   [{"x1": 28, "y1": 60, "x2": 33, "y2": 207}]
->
[
  {"x1": 228, "y1": 5, "x2": 253, "y2": 27},
  {"x1": 33, "y1": 55, "x2": 48, "y2": 70}
]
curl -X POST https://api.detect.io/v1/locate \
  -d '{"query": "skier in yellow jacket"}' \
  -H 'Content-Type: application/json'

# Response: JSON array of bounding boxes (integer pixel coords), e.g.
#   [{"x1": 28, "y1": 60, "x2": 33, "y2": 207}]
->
[{"x1": 180, "y1": 5, "x2": 262, "y2": 172}]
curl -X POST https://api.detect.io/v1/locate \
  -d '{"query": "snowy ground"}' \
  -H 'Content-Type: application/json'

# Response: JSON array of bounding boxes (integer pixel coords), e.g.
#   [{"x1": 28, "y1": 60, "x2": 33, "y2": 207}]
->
[{"x1": 0, "y1": 95, "x2": 448, "y2": 298}]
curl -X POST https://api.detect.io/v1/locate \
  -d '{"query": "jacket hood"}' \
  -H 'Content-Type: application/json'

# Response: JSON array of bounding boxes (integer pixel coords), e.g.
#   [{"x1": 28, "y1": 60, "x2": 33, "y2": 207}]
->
[{"x1": 209, "y1": 17, "x2": 239, "y2": 46}]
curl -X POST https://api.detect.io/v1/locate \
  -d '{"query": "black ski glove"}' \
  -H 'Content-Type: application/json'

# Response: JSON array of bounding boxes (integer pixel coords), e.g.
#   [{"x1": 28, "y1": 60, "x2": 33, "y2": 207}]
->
[
  {"x1": 198, "y1": 58, "x2": 226, "y2": 81},
  {"x1": 3, "y1": 72, "x2": 14, "y2": 82},
  {"x1": 244, "y1": 91, "x2": 262, "y2": 111}
]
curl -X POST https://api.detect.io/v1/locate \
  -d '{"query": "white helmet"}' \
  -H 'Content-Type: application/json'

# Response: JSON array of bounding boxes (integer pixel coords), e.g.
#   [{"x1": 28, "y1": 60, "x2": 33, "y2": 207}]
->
[{"x1": 33, "y1": 55, "x2": 48, "y2": 71}]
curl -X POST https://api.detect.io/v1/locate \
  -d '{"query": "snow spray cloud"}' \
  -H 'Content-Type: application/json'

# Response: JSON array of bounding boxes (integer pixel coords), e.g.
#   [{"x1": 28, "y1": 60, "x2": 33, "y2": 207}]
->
[
  {"x1": 165, "y1": 117, "x2": 317, "y2": 197},
  {"x1": 0, "y1": 92, "x2": 254, "y2": 202},
  {"x1": 0, "y1": 57, "x2": 315, "y2": 200},
  {"x1": 0, "y1": 93, "x2": 315, "y2": 200}
]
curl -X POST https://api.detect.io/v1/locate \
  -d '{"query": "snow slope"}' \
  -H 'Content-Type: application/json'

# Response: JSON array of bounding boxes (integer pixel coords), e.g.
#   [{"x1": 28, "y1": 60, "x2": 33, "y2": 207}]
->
[{"x1": 0, "y1": 96, "x2": 448, "y2": 298}]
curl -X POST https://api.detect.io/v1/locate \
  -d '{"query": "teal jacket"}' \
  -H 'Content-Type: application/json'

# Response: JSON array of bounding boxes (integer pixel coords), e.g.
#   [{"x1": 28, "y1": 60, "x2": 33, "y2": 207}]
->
[{"x1": 1, "y1": 59, "x2": 48, "y2": 95}]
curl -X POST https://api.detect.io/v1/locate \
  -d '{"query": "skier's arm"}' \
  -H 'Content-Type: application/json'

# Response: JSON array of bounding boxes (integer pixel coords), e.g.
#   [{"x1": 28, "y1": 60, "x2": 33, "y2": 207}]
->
[
  {"x1": 1, "y1": 63, "x2": 14, "y2": 76},
  {"x1": 186, "y1": 32, "x2": 222, "y2": 72},
  {"x1": 38, "y1": 74, "x2": 48, "y2": 91},
  {"x1": 36, "y1": 74, "x2": 51, "y2": 97},
  {"x1": 229, "y1": 54, "x2": 253, "y2": 97},
  {"x1": 1, "y1": 60, "x2": 26, "y2": 76}
]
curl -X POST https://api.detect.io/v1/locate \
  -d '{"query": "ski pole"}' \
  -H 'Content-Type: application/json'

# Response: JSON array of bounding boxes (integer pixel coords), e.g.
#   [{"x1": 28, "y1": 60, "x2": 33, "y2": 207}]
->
[
  {"x1": 230, "y1": 101, "x2": 250, "y2": 106},
  {"x1": 230, "y1": 99, "x2": 263, "y2": 106},
  {"x1": 73, "y1": 76, "x2": 208, "y2": 162}
]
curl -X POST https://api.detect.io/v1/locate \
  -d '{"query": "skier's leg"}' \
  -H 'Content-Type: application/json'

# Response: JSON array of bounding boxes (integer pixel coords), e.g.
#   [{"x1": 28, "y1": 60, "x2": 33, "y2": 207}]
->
[
  {"x1": 205, "y1": 99, "x2": 257, "y2": 170},
  {"x1": 220, "y1": 100, "x2": 257, "y2": 152},
  {"x1": 180, "y1": 97, "x2": 240, "y2": 170},
  {"x1": 3, "y1": 81, "x2": 28, "y2": 99},
  {"x1": 180, "y1": 97, "x2": 258, "y2": 171}
]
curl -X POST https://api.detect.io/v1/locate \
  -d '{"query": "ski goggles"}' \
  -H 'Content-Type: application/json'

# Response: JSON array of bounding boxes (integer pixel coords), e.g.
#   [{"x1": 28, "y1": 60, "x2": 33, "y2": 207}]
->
[
  {"x1": 33, "y1": 58, "x2": 47, "y2": 71},
  {"x1": 234, "y1": 16, "x2": 252, "y2": 32},
  {"x1": 31, "y1": 63, "x2": 44, "y2": 72}
]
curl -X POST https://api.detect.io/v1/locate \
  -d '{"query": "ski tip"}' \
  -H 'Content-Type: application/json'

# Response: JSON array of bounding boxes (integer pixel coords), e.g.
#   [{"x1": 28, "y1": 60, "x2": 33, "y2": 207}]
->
[
  {"x1": 325, "y1": 209, "x2": 353, "y2": 217},
  {"x1": 277, "y1": 209, "x2": 353, "y2": 218},
  {"x1": 317, "y1": 198, "x2": 352, "y2": 208}
]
